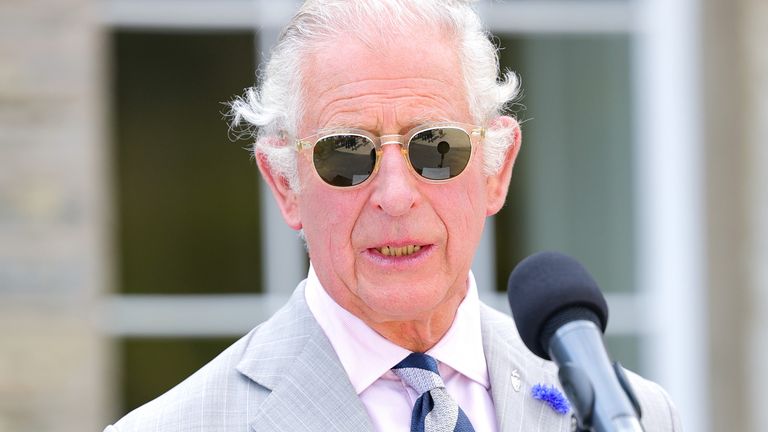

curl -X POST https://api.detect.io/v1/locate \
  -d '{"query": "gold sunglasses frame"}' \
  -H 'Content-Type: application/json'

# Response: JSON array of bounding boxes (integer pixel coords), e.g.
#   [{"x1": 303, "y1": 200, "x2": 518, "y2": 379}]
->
[{"x1": 296, "y1": 122, "x2": 485, "y2": 188}]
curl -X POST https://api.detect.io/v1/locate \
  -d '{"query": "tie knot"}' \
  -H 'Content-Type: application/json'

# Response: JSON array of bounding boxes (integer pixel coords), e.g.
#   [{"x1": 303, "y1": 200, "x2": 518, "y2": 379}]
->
[{"x1": 392, "y1": 353, "x2": 445, "y2": 395}]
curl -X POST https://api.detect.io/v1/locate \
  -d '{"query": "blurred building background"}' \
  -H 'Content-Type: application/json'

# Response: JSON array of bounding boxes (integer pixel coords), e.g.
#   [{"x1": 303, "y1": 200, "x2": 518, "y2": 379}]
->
[{"x1": 0, "y1": 0, "x2": 765, "y2": 431}]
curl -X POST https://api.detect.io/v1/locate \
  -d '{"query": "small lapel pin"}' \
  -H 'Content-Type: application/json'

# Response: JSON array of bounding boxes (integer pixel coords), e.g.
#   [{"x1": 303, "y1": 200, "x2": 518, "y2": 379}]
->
[
  {"x1": 510, "y1": 369, "x2": 522, "y2": 392},
  {"x1": 531, "y1": 383, "x2": 570, "y2": 415}
]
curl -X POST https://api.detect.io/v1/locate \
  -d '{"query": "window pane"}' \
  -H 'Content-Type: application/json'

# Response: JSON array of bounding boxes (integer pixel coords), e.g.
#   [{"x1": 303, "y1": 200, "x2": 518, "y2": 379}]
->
[
  {"x1": 494, "y1": 35, "x2": 635, "y2": 294},
  {"x1": 606, "y1": 334, "x2": 641, "y2": 373},
  {"x1": 119, "y1": 337, "x2": 238, "y2": 414},
  {"x1": 112, "y1": 31, "x2": 262, "y2": 294}
]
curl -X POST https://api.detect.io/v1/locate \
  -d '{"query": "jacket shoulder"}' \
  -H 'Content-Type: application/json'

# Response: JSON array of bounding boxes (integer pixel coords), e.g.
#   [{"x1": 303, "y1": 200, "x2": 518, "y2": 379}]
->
[
  {"x1": 626, "y1": 370, "x2": 684, "y2": 431},
  {"x1": 106, "y1": 329, "x2": 267, "y2": 432},
  {"x1": 479, "y1": 302, "x2": 681, "y2": 431},
  {"x1": 106, "y1": 284, "x2": 314, "y2": 432}
]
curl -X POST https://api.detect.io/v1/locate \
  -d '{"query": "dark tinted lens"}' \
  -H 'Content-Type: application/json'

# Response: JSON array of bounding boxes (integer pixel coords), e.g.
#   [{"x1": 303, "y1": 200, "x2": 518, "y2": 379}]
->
[
  {"x1": 313, "y1": 134, "x2": 376, "y2": 187},
  {"x1": 408, "y1": 127, "x2": 472, "y2": 180}
]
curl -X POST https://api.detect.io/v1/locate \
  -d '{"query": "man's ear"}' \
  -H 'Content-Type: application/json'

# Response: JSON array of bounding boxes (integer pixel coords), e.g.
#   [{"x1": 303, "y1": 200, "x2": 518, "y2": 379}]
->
[
  {"x1": 485, "y1": 115, "x2": 522, "y2": 216},
  {"x1": 255, "y1": 151, "x2": 302, "y2": 230}
]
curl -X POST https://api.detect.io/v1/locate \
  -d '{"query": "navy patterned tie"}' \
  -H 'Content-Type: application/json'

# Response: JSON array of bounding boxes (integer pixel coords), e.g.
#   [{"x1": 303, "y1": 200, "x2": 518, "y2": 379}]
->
[{"x1": 392, "y1": 353, "x2": 476, "y2": 432}]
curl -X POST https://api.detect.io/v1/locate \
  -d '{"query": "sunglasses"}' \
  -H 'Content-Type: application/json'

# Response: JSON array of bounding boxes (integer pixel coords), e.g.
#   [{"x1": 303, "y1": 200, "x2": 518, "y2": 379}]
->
[{"x1": 296, "y1": 122, "x2": 484, "y2": 188}]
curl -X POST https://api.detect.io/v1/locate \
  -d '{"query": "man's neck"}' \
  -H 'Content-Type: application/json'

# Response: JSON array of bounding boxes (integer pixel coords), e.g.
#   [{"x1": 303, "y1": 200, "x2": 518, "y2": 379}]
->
[{"x1": 365, "y1": 303, "x2": 462, "y2": 352}]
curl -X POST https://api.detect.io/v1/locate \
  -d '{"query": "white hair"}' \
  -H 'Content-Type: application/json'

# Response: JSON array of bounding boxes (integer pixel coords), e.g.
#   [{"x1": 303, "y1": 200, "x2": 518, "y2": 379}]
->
[{"x1": 229, "y1": 0, "x2": 520, "y2": 190}]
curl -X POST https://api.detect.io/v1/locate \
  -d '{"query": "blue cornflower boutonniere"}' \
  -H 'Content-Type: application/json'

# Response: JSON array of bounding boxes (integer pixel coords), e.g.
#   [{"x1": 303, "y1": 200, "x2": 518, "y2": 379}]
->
[{"x1": 531, "y1": 383, "x2": 571, "y2": 415}]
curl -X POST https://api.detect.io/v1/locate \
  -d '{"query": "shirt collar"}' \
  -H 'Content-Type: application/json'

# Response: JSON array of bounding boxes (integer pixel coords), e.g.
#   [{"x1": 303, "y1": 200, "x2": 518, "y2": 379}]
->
[{"x1": 304, "y1": 264, "x2": 490, "y2": 394}]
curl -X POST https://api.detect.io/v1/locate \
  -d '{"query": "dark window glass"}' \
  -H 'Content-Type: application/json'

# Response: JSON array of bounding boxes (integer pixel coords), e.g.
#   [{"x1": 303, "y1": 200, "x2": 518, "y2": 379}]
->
[
  {"x1": 606, "y1": 334, "x2": 641, "y2": 373},
  {"x1": 119, "y1": 337, "x2": 238, "y2": 414},
  {"x1": 112, "y1": 31, "x2": 262, "y2": 294},
  {"x1": 494, "y1": 35, "x2": 635, "y2": 295}
]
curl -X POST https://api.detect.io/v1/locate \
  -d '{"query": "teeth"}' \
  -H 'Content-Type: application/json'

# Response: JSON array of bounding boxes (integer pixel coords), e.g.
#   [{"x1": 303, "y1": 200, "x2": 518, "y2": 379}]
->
[{"x1": 379, "y1": 245, "x2": 421, "y2": 257}]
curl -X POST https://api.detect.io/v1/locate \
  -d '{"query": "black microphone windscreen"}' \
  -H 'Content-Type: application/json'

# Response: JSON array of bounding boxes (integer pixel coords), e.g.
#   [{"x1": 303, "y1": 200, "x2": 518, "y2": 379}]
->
[{"x1": 507, "y1": 251, "x2": 609, "y2": 359}]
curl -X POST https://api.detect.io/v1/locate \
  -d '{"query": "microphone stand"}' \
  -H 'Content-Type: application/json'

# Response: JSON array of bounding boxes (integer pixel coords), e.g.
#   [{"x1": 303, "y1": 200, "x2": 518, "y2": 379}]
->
[{"x1": 555, "y1": 323, "x2": 644, "y2": 432}]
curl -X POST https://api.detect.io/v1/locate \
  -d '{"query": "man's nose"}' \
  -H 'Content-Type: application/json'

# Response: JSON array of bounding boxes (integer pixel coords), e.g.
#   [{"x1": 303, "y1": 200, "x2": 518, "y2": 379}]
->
[{"x1": 369, "y1": 144, "x2": 419, "y2": 216}]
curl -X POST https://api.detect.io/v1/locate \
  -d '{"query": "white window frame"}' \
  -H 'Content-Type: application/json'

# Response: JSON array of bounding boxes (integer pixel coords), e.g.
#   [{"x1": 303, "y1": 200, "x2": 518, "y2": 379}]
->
[{"x1": 102, "y1": 1, "x2": 708, "y2": 430}]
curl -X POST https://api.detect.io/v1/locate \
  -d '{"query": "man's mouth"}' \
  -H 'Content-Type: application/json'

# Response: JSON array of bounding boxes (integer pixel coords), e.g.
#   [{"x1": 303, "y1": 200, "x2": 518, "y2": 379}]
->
[{"x1": 377, "y1": 245, "x2": 422, "y2": 257}]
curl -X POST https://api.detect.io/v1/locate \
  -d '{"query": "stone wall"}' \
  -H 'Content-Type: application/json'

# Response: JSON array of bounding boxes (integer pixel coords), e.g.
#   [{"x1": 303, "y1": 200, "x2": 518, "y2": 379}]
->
[
  {"x1": 0, "y1": 0, "x2": 111, "y2": 430},
  {"x1": 744, "y1": 1, "x2": 768, "y2": 431}
]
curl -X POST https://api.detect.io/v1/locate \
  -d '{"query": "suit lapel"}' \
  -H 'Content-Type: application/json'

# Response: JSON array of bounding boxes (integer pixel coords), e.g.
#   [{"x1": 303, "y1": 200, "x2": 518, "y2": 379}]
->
[
  {"x1": 234, "y1": 285, "x2": 569, "y2": 431},
  {"x1": 236, "y1": 285, "x2": 373, "y2": 432},
  {"x1": 481, "y1": 304, "x2": 571, "y2": 432}
]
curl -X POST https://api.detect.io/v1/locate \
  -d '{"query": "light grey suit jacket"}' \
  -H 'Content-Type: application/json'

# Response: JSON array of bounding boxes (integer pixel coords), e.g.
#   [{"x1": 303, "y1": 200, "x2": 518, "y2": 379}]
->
[{"x1": 106, "y1": 281, "x2": 682, "y2": 431}]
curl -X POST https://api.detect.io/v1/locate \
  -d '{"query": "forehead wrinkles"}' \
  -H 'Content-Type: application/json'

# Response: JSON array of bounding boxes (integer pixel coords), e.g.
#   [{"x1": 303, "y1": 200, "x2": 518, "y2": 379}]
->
[
  {"x1": 307, "y1": 78, "x2": 469, "y2": 131},
  {"x1": 299, "y1": 30, "x2": 471, "y2": 133},
  {"x1": 318, "y1": 93, "x2": 463, "y2": 131}
]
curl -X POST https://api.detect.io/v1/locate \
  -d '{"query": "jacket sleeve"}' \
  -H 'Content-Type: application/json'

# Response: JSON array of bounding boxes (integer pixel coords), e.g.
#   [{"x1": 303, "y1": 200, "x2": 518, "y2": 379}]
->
[{"x1": 628, "y1": 370, "x2": 684, "y2": 431}]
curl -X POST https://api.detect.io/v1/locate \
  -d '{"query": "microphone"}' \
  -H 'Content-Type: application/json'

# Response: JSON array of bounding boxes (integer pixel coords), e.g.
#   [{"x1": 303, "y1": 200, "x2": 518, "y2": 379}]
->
[{"x1": 507, "y1": 251, "x2": 643, "y2": 432}]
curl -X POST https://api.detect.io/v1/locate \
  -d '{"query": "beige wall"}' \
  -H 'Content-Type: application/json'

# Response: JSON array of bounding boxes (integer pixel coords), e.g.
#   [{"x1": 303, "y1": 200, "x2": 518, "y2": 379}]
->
[
  {"x1": 702, "y1": 0, "x2": 748, "y2": 430},
  {"x1": 743, "y1": 1, "x2": 768, "y2": 431},
  {"x1": 0, "y1": 0, "x2": 111, "y2": 431},
  {"x1": 703, "y1": 0, "x2": 768, "y2": 430}
]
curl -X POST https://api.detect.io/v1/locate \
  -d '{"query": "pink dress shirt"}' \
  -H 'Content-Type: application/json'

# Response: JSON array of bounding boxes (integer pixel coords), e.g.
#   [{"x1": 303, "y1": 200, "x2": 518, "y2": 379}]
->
[{"x1": 304, "y1": 265, "x2": 499, "y2": 432}]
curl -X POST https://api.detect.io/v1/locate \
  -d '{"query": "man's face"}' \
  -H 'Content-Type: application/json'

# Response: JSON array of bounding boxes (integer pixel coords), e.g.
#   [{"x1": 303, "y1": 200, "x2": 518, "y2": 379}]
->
[{"x1": 267, "y1": 30, "x2": 518, "y2": 328}]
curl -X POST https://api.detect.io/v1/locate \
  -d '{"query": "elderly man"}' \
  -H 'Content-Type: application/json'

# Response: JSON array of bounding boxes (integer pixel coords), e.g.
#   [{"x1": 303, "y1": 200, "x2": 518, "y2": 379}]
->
[{"x1": 106, "y1": 1, "x2": 681, "y2": 431}]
